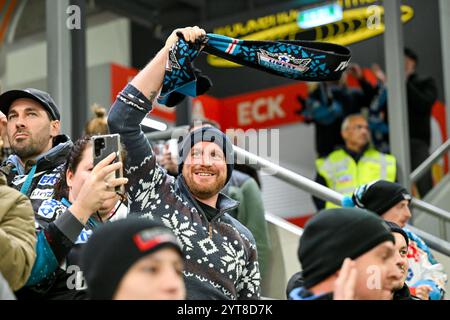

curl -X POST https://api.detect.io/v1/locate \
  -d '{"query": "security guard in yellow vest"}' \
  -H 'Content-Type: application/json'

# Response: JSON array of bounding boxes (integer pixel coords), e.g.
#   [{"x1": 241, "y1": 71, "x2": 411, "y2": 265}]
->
[{"x1": 313, "y1": 114, "x2": 396, "y2": 209}]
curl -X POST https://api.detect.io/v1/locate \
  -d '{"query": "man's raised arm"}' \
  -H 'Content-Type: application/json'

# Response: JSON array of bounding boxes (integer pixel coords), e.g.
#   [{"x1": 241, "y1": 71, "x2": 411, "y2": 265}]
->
[{"x1": 108, "y1": 26, "x2": 206, "y2": 169}]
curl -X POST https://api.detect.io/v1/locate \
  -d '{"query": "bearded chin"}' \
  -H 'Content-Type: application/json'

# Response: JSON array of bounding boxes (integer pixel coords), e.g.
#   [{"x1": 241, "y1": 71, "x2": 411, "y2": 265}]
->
[
  {"x1": 13, "y1": 136, "x2": 46, "y2": 161},
  {"x1": 190, "y1": 182, "x2": 224, "y2": 200},
  {"x1": 14, "y1": 144, "x2": 38, "y2": 160},
  {"x1": 187, "y1": 175, "x2": 227, "y2": 201}
]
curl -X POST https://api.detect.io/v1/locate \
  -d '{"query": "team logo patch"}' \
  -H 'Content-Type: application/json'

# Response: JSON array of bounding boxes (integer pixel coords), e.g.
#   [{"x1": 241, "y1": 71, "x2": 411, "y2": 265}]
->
[
  {"x1": 167, "y1": 47, "x2": 181, "y2": 71},
  {"x1": 75, "y1": 229, "x2": 93, "y2": 244},
  {"x1": 37, "y1": 199, "x2": 65, "y2": 220},
  {"x1": 337, "y1": 174, "x2": 353, "y2": 184},
  {"x1": 38, "y1": 174, "x2": 59, "y2": 186},
  {"x1": 257, "y1": 49, "x2": 311, "y2": 75},
  {"x1": 30, "y1": 188, "x2": 54, "y2": 200}
]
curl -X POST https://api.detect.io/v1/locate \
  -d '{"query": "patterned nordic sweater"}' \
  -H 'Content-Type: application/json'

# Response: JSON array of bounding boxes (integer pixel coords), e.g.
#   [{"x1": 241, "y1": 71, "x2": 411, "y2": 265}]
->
[{"x1": 108, "y1": 84, "x2": 261, "y2": 300}]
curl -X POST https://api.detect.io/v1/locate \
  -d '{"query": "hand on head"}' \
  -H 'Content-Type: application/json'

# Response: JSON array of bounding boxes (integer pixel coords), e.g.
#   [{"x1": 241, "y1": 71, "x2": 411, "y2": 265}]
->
[
  {"x1": 333, "y1": 258, "x2": 357, "y2": 300},
  {"x1": 371, "y1": 64, "x2": 386, "y2": 84}
]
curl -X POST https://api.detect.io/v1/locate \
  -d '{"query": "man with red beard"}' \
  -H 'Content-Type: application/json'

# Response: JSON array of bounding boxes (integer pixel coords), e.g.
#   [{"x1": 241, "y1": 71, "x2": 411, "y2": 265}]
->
[{"x1": 108, "y1": 26, "x2": 260, "y2": 300}]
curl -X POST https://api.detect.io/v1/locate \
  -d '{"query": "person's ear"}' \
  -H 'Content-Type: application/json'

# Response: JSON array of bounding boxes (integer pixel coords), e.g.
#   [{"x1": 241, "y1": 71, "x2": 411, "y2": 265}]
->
[
  {"x1": 341, "y1": 129, "x2": 348, "y2": 140},
  {"x1": 66, "y1": 169, "x2": 74, "y2": 188},
  {"x1": 50, "y1": 120, "x2": 61, "y2": 137}
]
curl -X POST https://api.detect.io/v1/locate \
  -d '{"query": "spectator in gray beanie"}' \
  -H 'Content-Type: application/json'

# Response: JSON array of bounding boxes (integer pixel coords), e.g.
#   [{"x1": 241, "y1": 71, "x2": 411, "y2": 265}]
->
[{"x1": 178, "y1": 126, "x2": 234, "y2": 186}]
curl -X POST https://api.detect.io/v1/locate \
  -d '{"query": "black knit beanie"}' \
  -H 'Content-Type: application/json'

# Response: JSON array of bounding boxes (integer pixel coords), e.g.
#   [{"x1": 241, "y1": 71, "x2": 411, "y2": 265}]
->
[
  {"x1": 352, "y1": 180, "x2": 412, "y2": 216},
  {"x1": 178, "y1": 127, "x2": 234, "y2": 185},
  {"x1": 298, "y1": 208, "x2": 394, "y2": 289},
  {"x1": 385, "y1": 221, "x2": 409, "y2": 247},
  {"x1": 80, "y1": 218, "x2": 182, "y2": 300}
]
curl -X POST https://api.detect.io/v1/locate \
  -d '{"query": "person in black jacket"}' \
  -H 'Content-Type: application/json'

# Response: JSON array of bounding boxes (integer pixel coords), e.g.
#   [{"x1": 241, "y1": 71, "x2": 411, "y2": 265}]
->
[
  {"x1": 349, "y1": 49, "x2": 437, "y2": 197},
  {"x1": 404, "y1": 48, "x2": 437, "y2": 197}
]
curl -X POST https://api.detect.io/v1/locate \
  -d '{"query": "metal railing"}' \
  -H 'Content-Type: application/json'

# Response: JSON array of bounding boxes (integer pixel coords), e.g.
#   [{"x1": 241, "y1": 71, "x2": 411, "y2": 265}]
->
[
  {"x1": 408, "y1": 138, "x2": 450, "y2": 241},
  {"x1": 411, "y1": 198, "x2": 450, "y2": 241},
  {"x1": 410, "y1": 138, "x2": 450, "y2": 183},
  {"x1": 145, "y1": 129, "x2": 450, "y2": 256}
]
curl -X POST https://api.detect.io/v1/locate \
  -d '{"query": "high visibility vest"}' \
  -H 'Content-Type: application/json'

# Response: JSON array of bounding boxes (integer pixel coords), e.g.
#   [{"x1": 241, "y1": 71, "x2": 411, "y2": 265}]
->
[{"x1": 316, "y1": 148, "x2": 396, "y2": 208}]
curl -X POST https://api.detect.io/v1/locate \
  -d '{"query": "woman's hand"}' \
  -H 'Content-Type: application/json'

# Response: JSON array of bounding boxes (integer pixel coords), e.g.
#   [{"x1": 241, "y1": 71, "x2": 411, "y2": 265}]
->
[{"x1": 70, "y1": 152, "x2": 128, "y2": 224}]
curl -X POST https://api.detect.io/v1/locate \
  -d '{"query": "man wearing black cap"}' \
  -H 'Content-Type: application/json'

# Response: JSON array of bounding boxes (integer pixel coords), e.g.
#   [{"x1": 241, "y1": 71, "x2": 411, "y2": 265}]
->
[
  {"x1": 289, "y1": 208, "x2": 402, "y2": 300},
  {"x1": 0, "y1": 88, "x2": 72, "y2": 197},
  {"x1": 0, "y1": 88, "x2": 79, "y2": 298},
  {"x1": 108, "y1": 26, "x2": 260, "y2": 300}
]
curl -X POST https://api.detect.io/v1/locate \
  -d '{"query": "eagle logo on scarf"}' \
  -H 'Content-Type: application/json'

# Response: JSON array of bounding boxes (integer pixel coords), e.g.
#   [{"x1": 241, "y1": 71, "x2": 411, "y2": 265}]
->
[{"x1": 257, "y1": 49, "x2": 312, "y2": 75}]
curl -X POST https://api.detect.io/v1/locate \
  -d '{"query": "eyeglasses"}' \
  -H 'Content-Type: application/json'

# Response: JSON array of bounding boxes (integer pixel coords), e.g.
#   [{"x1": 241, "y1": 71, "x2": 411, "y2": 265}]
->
[{"x1": 349, "y1": 124, "x2": 369, "y2": 131}]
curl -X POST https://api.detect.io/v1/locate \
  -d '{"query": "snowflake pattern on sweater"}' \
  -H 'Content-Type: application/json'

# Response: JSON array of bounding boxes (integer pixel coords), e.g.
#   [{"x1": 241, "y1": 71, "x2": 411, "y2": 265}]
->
[{"x1": 109, "y1": 84, "x2": 261, "y2": 300}]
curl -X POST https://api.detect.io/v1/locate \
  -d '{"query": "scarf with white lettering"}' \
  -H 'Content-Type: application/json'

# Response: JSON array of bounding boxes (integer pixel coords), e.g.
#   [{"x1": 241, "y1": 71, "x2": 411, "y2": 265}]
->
[{"x1": 157, "y1": 33, "x2": 351, "y2": 106}]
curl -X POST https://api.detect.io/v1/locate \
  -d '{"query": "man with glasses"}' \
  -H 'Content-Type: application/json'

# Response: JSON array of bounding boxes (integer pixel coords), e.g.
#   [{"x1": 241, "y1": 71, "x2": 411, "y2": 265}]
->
[{"x1": 313, "y1": 114, "x2": 397, "y2": 209}]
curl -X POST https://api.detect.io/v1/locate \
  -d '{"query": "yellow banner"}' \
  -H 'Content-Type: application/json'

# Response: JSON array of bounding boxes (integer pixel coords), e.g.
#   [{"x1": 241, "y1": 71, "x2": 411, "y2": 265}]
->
[{"x1": 207, "y1": 4, "x2": 414, "y2": 68}]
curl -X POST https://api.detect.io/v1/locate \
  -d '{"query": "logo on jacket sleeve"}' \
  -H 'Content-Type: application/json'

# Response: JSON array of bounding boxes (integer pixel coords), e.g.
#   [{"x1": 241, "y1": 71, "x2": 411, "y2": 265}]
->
[
  {"x1": 75, "y1": 229, "x2": 93, "y2": 244},
  {"x1": 37, "y1": 199, "x2": 65, "y2": 220}
]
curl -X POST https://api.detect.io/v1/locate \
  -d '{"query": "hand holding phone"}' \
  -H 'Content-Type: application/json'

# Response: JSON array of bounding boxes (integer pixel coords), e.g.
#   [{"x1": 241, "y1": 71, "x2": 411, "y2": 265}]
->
[
  {"x1": 92, "y1": 134, "x2": 124, "y2": 193},
  {"x1": 69, "y1": 152, "x2": 128, "y2": 223}
]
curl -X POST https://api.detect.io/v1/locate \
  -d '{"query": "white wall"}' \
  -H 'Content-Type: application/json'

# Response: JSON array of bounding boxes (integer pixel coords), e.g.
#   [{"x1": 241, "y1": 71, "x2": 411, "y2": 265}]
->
[
  {"x1": 3, "y1": 16, "x2": 130, "y2": 90},
  {"x1": 261, "y1": 123, "x2": 317, "y2": 219}
]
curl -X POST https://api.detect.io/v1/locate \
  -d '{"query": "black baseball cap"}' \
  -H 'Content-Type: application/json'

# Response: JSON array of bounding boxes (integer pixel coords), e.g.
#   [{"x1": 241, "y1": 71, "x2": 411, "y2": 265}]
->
[{"x1": 0, "y1": 88, "x2": 60, "y2": 120}]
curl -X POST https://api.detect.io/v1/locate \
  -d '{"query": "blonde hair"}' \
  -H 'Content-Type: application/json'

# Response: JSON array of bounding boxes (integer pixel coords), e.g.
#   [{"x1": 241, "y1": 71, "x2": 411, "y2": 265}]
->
[{"x1": 85, "y1": 104, "x2": 108, "y2": 135}]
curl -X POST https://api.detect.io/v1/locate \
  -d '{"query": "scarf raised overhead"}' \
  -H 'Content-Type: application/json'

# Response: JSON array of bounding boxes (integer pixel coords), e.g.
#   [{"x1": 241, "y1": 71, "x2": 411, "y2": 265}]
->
[{"x1": 157, "y1": 33, "x2": 351, "y2": 106}]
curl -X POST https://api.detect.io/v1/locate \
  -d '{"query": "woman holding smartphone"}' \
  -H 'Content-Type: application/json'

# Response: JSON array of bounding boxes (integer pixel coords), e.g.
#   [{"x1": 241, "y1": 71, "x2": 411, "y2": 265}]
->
[{"x1": 15, "y1": 135, "x2": 128, "y2": 300}]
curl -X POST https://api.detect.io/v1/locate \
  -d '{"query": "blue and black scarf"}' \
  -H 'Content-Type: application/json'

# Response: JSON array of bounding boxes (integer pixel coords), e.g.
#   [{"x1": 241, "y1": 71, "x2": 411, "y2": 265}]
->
[{"x1": 157, "y1": 33, "x2": 351, "y2": 106}]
